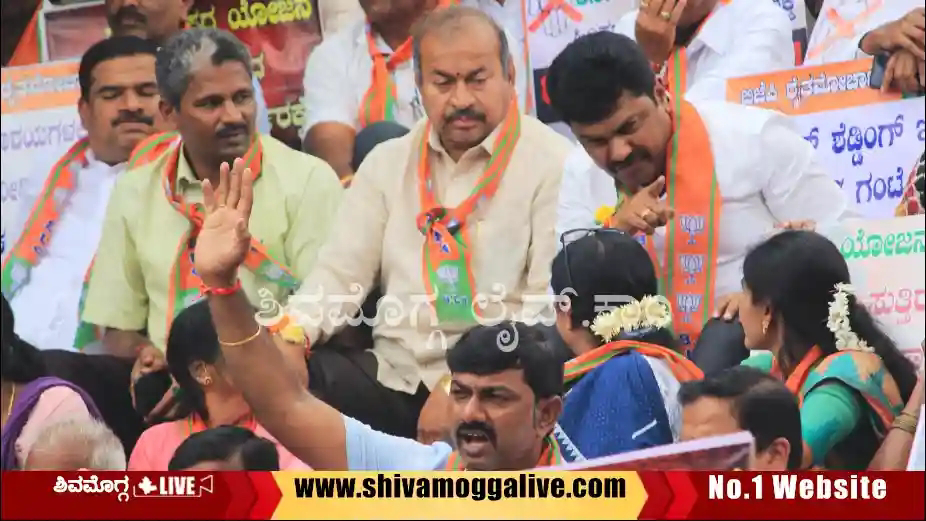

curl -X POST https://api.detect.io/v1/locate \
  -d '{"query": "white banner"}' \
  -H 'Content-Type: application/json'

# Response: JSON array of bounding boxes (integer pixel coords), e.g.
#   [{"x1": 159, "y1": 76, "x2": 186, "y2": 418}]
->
[
  {"x1": 726, "y1": 59, "x2": 926, "y2": 218},
  {"x1": 822, "y1": 215, "x2": 926, "y2": 367},
  {"x1": 799, "y1": 97, "x2": 926, "y2": 218},
  {"x1": 0, "y1": 60, "x2": 83, "y2": 258}
]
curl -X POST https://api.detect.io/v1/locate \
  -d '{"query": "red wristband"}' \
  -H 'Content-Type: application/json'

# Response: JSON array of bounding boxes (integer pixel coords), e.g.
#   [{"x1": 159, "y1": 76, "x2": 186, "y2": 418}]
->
[{"x1": 201, "y1": 279, "x2": 241, "y2": 296}]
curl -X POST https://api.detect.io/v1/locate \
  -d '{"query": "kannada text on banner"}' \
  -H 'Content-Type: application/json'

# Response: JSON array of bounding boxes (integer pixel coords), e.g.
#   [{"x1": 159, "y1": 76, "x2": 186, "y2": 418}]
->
[
  {"x1": 1, "y1": 470, "x2": 923, "y2": 520},
  {"x1": 726, "y1": 59, "x2": 926, "y2": 218},
  {"x1": 822, "y1": 215, "x2": 926, "y2": 365},
  {"x1": 39, "y1": 0, "x2": 322, "y2": 149},
  {"x1": 0, "y1": 60, "x2": 85, "y2": 258}
]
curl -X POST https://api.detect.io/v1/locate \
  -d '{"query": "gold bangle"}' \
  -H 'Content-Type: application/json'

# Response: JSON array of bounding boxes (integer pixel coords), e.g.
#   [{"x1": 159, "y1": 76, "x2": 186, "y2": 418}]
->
[
  {"x1": 891, "y1": 412, "x2": 919, "y2": 434},
  {"x1": 218, "y1": 325, "x2": 263, "y2": 347}
]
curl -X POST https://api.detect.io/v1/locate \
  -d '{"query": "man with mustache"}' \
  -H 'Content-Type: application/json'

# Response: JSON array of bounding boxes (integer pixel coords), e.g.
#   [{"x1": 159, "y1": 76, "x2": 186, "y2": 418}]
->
[
  {"x1": 301, "y1": 0, "x2": 531, "y2": 183},
  {"x1": 555, "y1": 0, "x2": 799, "y2": 359},
  {"x1": 2, "y1": 36, "x2": 163, "y2": 353},
  {"x1": 545, "y1": 33, "x2": 852, "y2": 370},
  {"x1": 283, "y1": 6, "x2": 569, "y2": 440},
  {"x1": 80, "y1": 28, "x2": 343, "y2": 423},
  {"x1": 104, "y1": 0, "x2": 271, "y2": 135}
]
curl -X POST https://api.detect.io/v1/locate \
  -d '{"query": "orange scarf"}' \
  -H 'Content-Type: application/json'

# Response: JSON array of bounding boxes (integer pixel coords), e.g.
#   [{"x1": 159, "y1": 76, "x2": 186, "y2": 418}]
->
[
  {"x1": 415, "y1": 99, "x2": 520, "y2": 323},
  {"x1": 603, "y1": 98, "x2": 722, "y2": 350},
  {"x1": 564, "y1": 340, "x2": 703, "y2": 385},
  {"x1": 356, "y1": 28, "x2": 414, "y2": 127},
  {"x1": 0, "y1": 138, "x2": 102, "y2": 349},
  {"x1": 357, "y1": 0, "x2": 460, "y2": 127}
]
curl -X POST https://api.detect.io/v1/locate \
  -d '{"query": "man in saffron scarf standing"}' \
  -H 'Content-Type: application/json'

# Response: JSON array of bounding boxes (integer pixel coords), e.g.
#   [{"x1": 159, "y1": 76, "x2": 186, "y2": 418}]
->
[
  {"x1": 81, "y1": 29, "x2": 342, "y2": 422},
  {"x1": 545, "y1": 32, "x2": 852, "y2": 372}
]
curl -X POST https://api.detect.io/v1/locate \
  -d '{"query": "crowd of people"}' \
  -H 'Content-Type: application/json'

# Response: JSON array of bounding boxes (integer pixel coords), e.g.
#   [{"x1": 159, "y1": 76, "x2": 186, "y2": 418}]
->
[{"x1": 1, "y1": 0, "x2": 925, "y2": 475}]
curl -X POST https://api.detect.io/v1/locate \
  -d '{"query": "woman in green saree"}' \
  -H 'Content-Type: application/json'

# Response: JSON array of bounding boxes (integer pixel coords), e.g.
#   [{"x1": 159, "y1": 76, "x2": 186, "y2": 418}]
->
[{"x1": 737, "y1": 230, "x2": 917, "y2": 470}]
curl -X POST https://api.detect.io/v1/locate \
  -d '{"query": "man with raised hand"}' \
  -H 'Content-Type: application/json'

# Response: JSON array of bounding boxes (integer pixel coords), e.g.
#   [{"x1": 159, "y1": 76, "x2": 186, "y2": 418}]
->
[{"x1": 81, "y1": 28, "x2": 342, "y2": 423}]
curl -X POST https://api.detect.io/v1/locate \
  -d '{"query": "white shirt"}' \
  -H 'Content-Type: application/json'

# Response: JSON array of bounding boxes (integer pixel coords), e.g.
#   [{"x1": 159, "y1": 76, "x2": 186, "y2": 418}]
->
[
  {"x1": 615, "y1": 0, "x2": 795, "y2": 102},
  {"x1": 10, "y1": 152, "x2": 122, "y2": 351},
  {"x1": 555, "y1": 100, "x2": 854, "y2": 300},
  {"x1": 300, "y1": 14, "x2": 530, "y2": 139},
  {"x1": 803, "y1": 0, "x2": 921, "y2": 66}
]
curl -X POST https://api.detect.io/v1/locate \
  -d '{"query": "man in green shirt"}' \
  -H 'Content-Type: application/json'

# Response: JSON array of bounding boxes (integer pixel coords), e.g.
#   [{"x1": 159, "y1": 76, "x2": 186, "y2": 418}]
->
[{"x1": 82, "y1": 28, "x2": 342, "y2": 421}]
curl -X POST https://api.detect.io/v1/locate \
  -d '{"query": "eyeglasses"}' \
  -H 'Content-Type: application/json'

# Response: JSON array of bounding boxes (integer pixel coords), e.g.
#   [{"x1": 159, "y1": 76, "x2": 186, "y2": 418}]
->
[{"x1": 558, "y1": 228, "x2": 629, "y2": 293}]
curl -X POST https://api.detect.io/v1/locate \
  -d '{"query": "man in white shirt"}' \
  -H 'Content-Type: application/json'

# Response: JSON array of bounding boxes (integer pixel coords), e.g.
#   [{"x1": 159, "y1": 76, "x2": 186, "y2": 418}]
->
[
  {"x1": 545, "y1": 32, "x2": 851, "y2": 368},
  {"x1": 615, "y1": 0, "x2": 794, "y2": 102},
  {"x1": 104, "y1": 0, "x2": 272, "y2": 135},
  {"x1": 300, "y1": 0, "x2": 530, "y2": 181},
  {"x1": 1, "y1": 36, "x2": 163, "y2": 352},
  {"x1": 555, "y1": 0, "x2": 799, "y2": 257}
]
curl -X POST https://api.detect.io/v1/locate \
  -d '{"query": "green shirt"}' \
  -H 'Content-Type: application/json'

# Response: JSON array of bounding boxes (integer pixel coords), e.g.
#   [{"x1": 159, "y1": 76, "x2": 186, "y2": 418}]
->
[{"x1": 82, "y1": 134, "x2": 343, "y2": 350}]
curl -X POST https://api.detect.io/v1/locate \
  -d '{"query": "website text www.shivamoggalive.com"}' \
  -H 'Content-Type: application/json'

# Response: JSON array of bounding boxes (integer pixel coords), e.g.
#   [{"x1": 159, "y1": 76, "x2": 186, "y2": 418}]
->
[{"x1": 293, "y1": 473, "x2": 626, "y2": 501}]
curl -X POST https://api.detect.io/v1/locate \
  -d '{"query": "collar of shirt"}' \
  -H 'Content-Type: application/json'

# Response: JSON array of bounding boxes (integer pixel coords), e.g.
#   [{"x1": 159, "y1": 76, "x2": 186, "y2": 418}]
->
[
  {"x1": 82, "y1": 148, "x2": 126, "y2": 179},
  {"x1": 175, "y1": 146, "x2": 201, "y2": 193},
  {"x1": 687, "y1": 1, "x2": 735, "y2": 57}
]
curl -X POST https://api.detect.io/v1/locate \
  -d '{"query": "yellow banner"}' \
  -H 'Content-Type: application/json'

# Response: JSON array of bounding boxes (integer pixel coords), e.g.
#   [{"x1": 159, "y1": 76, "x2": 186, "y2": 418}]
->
[
  {"x1": 725, "y1": 58, "x2": 901, "y2": 115},
  {"x1": 271, "y1": 471, "x2": 645, "y2": 520}
]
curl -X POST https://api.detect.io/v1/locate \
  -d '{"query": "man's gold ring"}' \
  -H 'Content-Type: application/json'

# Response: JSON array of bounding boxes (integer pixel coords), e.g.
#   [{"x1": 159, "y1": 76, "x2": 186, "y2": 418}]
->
[
  {"x1": 660, "y1": 10, "x2": 672, "y2": 20},
  {"x1": 640, "y1": 209, "x2": 653, "y2": 219}
]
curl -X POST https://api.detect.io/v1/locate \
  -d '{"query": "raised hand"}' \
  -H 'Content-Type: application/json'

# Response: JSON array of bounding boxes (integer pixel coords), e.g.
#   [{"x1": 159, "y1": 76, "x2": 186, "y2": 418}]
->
[
  {"x1": 635, "y1": 0, "x2": 689, "y2": 66},
  {"x1": 194, "y1": 158, "x2": 254, "y2": 288},
  {"x1": 611, "y1": 176, "x2": 675, "y2": 235}
]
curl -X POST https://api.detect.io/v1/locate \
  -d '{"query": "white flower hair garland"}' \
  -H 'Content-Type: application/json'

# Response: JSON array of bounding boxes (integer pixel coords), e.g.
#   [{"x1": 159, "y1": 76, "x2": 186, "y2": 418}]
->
[
  {"x1": 826, "y1": 283, "x2": 873, "y2": 353},
  {"x1": 591, "y1": 295, "x2": 672, "y2": 341}
]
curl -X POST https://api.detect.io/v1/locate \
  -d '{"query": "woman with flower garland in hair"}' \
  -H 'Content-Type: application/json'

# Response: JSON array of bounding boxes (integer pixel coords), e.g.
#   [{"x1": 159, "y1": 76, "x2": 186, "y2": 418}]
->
[
  {"x1": 550, "y1": 229, "x2": 702, "y2": 462},
  {"x1": 738, "y1": 230, "x2": 917, "y2": 470}
]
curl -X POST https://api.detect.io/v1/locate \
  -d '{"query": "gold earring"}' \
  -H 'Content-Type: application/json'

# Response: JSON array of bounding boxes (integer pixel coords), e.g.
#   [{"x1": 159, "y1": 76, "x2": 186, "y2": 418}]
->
[
  {"x1": 203, "y1": 377, "x2": 213, "y2": 386},
  {"x1": 761, "y1": 318, "x2": 769, "y2": 335}
]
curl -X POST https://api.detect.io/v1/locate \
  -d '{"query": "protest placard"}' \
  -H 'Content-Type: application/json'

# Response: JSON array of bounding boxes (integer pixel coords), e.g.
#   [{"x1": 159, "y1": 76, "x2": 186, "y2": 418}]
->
[
  {"x1": 552, "y1": 431, "x2": 754, "y2": 471},
  {"x1": 727, "y1": 60, "x2": 925, "y2": 218},
  {"x1": 0, "y1": 60, "x2": 84, "y2": 259},
  {"x1": 821, "y1": 215, "x2": 926, "y2": 366}
]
